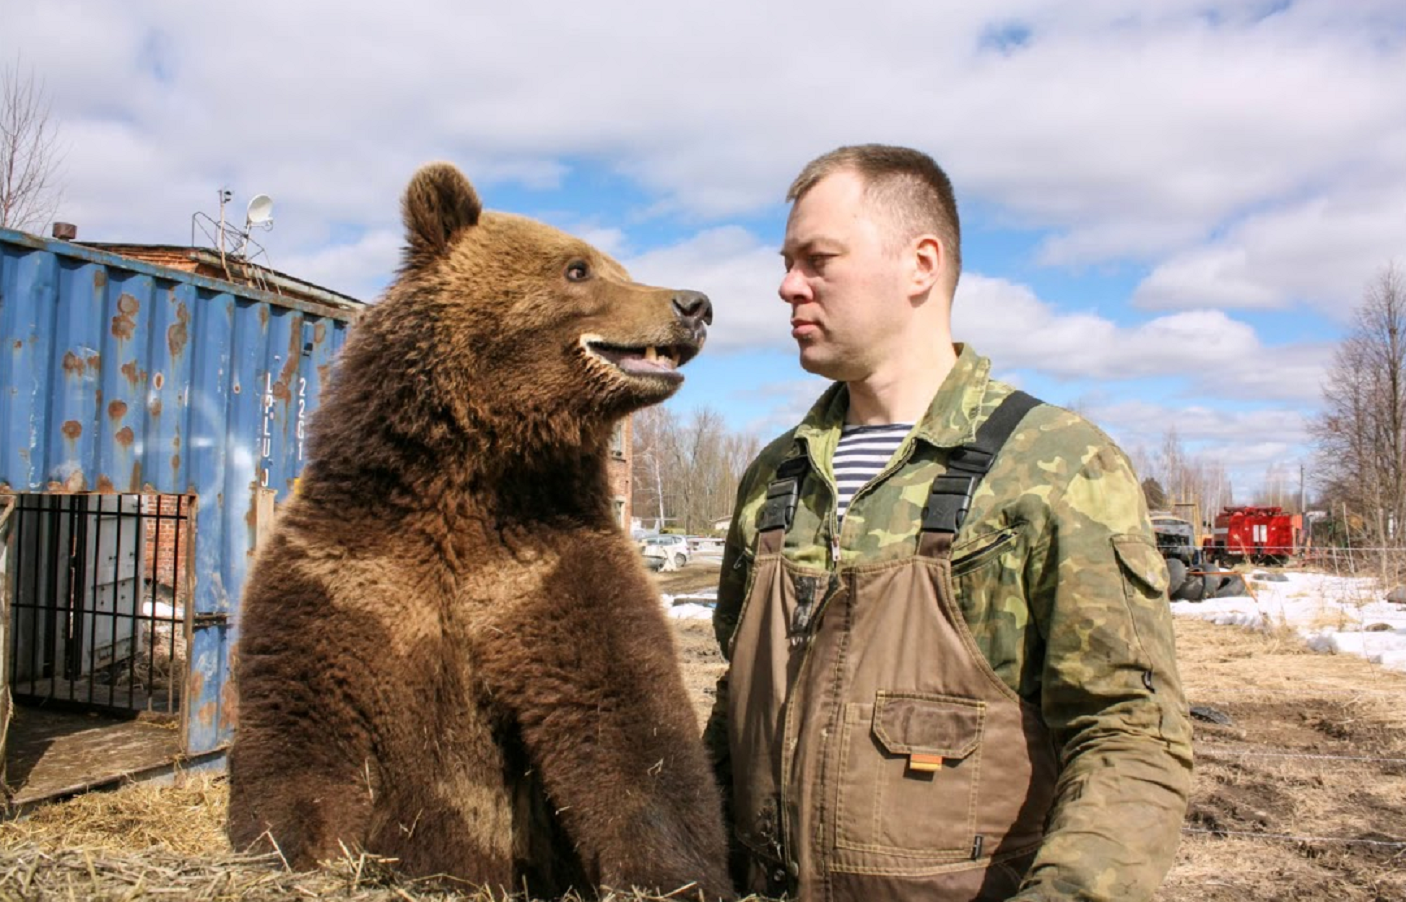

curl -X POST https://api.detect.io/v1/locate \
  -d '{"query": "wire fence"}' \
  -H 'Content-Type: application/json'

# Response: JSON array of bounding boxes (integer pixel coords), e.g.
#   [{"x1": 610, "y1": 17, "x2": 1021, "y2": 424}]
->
[
  {"x1": 1181, "y1": 827, "x2": 1406, "y2": 849},
  {"x1": 1195, "y1": 748, "x2": 1406, "y2": 765},
  {"x1": 1191, "y1": 685, "x2": 1403, "y2": 696},
  {"x1": 1179, "y1": 564, "x2": 1406, "y2": 860}
]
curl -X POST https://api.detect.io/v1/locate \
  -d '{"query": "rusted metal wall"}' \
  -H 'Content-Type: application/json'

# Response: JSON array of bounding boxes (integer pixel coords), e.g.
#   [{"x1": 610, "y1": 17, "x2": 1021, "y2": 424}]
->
[{"x1": 0, "y1": 227, "x2": 359, "y2": 756}]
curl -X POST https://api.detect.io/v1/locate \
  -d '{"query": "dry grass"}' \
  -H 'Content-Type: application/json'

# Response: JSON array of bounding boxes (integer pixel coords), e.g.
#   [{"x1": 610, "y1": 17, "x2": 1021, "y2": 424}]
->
[
  {"x1": 1160, "y1": 617, "x2": 1406, "y2": 902},
  {"x1": 0, "y1": 785, "x2": 742, "y2": 902},
  {"x1": 0, "y1": 770, "x2": 227, "y2": 857},
  {"x1": 2, "y1": 572, "x2": 1403, "y2": 901}
]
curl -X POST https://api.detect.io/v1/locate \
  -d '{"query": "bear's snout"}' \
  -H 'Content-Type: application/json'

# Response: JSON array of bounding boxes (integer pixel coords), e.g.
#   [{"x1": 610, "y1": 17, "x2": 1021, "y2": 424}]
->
[{"x1": 671, "y1": 290, "x2": 713, "y2": 343}]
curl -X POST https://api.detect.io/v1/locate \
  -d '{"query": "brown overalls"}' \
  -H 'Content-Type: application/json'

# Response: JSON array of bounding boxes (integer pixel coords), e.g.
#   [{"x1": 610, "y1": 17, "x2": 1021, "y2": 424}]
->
[{"x1": 726, "y1": 394, "x2": 1058, "y2": 902}]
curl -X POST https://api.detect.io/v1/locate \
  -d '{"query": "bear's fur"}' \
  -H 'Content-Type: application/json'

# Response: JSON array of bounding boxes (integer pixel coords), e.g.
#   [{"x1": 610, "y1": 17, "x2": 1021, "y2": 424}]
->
[{"x1": 226, "y1": 162, "x2": 730, "y2": 899}]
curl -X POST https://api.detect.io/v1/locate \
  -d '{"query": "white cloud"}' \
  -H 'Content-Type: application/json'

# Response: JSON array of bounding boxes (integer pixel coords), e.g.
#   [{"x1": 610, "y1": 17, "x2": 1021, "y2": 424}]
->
[
  {"x1": 1081, "y1": 398, "x2": 1309, "y2": 449},
  {"x1": 622, "y1": 227, "x2": 784, "y2": 352},
  {"x1": 733, "y1": 375, "x2": 835, "y2": 439},
  {"x1": 10, "y1": 2, "x2": 1403, "y2": 263},
  {"x1": 1133, "y1": 170, "x2": 1406, "y2": 313},
  {"x1": 4, "y1": 0, "x2": 1395, "y2": 474},
  {"x1": 620, "y1": 225, "x2": 1334, "y2": 404},
  {"x1": 273, "y1": 228, "x2": 401, "y2": 301},
  {"x1": 953, "y1": 275, "x2": 1331, "y2": 401},
  {"x1": 1073, "y1": 398, "x2": 1311, "y2": 495}
]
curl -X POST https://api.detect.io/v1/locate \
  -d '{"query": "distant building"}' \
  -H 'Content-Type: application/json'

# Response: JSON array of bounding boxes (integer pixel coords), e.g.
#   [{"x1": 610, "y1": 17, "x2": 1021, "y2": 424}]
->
[
  {"x1": 82, "y1": 243, "x2": 364, "y2": 312},
  {"x1": 609, "y1": 418, "x2": 632, "y2": 529}
]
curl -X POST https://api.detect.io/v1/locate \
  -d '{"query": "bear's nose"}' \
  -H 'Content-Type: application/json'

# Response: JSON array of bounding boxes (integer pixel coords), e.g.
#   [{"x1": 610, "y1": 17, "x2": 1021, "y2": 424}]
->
[{"x1": 672, "y1": 291, "x2": 714, "y2": 330}]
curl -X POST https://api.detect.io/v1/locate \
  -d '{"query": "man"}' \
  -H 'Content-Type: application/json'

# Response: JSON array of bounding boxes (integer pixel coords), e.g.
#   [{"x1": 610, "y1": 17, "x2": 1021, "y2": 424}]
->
[{"x1": 704, "y1": 145, "x2": 1192, "y2": 902}]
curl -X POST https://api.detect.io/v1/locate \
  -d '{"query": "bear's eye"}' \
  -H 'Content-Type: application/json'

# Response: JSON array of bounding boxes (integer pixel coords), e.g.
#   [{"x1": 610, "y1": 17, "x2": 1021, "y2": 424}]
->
[{"x1": 565, "y1": 260, "x2": 592, "y2": 282}]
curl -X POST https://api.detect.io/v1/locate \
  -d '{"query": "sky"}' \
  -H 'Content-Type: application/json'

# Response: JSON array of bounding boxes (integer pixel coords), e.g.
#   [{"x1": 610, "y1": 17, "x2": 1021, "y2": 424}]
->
[{"x1": 4, "y1": 0, "x2": 1404, "y2": 498}]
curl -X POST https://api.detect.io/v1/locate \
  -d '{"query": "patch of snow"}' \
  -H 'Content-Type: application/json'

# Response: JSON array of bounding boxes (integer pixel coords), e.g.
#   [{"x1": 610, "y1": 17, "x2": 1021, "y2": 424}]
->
[
  {"x1": 666, "y1": 602, "x2": 716, "y2": 620},
  {"x1": 660, "y1": 589, "x2": 717, "y2": 620},
  {"x1": 1172, "y1": 571, "x2": 1406, "y2": 674}
]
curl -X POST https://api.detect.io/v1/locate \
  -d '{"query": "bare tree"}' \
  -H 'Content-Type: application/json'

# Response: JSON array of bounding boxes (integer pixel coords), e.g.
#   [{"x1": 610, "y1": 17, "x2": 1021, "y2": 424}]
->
[
  {"x1": 1147, "y1": 427, "x2": 1232, "y2": 530},
  {"x1": 631, "y1": 405, "x2": 678, "y2": 530},
  {"x1": 631, "y1": 404, "x2": 762, "y2": 535},
  {"x1": 1, "y1": 60, "x2": 63, "y2": 232},
  {"x1": 1311, "y1": 263, "x2": 1406, "y2": 564},
  {"x1": 1254, "y1": 464, "x2": 1293, "y2": 509}
]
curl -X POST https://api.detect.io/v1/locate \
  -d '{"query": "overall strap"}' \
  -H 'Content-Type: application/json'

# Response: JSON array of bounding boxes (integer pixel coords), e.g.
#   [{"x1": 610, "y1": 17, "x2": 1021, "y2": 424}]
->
[
  {"x1": 756, "y1": 454, "x2": 808, "y2": 555},
  {"x1": 919, "y1": 390, "x2": 1043, "y2": 560}
]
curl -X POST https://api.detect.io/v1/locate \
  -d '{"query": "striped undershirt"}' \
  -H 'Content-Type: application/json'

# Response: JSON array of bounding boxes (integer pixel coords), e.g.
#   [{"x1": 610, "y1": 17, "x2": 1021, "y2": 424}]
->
[{"x1": 833, "y1": 423, "x2": 913, "y2": 521}]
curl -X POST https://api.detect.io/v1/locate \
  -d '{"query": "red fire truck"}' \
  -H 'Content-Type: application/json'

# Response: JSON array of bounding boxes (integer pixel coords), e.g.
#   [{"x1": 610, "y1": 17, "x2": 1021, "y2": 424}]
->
[{"x1": 1205, "y1": 506, "x2": 1303, "y2": 564}]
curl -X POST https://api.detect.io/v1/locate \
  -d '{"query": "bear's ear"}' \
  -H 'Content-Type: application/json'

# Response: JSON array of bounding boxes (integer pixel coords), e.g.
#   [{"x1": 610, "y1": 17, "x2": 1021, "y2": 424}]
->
[{"x1": 402, "y1": 162, "x2": 483, "y2": 261}]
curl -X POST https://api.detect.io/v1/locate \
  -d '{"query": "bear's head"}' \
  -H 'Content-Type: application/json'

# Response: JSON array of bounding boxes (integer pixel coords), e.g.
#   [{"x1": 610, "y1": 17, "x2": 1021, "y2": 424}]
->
[{"x1": 381, "y1": 162, "x2": 710, "y2": 450}]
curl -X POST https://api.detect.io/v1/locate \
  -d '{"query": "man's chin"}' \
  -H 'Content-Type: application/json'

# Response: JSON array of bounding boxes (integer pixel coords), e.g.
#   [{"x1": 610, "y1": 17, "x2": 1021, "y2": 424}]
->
[{"x1": 797, "y1": 350, "x2": 845, "y2": 382}]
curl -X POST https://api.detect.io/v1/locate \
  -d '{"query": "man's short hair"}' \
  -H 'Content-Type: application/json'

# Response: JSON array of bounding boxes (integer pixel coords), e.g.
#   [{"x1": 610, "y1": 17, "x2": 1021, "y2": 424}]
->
[{"x1": 787, "y1": 144, "x2": 961, "y2": 283}]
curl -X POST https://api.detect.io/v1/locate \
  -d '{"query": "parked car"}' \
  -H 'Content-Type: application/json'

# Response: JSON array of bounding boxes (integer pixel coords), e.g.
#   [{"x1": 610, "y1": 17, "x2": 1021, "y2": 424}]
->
[{"x1": 641, "y1": 534, "x2": 691, "y2": 571}]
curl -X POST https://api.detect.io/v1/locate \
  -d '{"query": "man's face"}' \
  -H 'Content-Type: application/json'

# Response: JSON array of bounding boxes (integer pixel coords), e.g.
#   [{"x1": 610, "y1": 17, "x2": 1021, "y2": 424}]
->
[{"x1": 779, "y1": 170, "x2": 912, "y2": 382}]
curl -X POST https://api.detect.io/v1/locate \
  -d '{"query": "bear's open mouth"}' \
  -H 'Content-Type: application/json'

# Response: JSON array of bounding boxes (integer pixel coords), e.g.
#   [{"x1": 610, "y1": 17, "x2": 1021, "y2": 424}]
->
[{"x1": 580, "y1": 336, "x2": 697, "y2": 382}]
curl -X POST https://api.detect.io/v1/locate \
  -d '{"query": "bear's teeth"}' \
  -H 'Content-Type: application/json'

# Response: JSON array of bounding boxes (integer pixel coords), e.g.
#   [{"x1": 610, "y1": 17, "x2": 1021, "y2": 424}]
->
[{"x1": 645, "y1": 346, "x2": 658, "y2": 362}]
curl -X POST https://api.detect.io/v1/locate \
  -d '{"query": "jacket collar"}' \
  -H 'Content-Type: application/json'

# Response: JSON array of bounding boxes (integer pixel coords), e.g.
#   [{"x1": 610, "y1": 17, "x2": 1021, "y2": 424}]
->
[{"x1": 791, "y1": 344, "x2": 992, "y2": 462}]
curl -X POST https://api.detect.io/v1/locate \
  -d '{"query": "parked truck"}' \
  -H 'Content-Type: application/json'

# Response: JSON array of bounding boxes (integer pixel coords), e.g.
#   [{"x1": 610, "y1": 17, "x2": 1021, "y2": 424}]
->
[
  {"x1": 1204, "y1": 506, "x2": 1304, "y2": 565},
  {"x1": 1150, "y1": 510, "x2": 1248, "y2": 601}
]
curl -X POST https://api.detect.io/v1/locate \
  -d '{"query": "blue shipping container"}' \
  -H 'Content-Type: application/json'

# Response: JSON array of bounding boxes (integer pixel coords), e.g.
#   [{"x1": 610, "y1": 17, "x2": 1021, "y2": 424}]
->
[{"x1": 0, "y1": 226, "x2": 361, "y2": 757}]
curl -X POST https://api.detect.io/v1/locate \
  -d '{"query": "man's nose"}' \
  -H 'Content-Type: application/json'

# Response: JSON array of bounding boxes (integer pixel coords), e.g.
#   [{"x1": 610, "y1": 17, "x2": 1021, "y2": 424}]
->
[{"x1": 779, "y1": 267, "x2": 808, "y2": 305}]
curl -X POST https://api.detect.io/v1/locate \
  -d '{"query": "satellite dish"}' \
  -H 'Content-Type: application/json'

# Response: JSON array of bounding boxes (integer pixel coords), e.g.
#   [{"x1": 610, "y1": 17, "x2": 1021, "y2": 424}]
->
[{"x1": 246, "y1": 194, "x2": 274, "y2": 225}]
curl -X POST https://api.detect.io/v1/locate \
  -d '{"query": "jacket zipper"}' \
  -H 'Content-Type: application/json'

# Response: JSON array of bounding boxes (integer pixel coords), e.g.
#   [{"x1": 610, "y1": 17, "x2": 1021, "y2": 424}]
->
[
  {"x1": 951, "y1": 531, "x2": 1016, "y2": 574},
  {"x1": 777, "y1": 440, "x2": 839, "y2": 882},
  {"x1": 776, "y1": 435, "x2": 918, "y2": 882}
]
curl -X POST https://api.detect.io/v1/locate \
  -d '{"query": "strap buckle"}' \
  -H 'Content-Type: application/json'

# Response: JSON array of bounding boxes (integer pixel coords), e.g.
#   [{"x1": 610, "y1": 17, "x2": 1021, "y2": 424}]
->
[
  {"x1": 758, "y1": 456, "x2": 808, "y2": 533},
  {"x1": 944, "y1": 445, "x2": 995, "y2": 474},
  {"x1": 758, "y1": 477, "x2": 800, "y2": 533},
  {"x1": 921, "y1": 474, "x2": 975, "y2": 533}
]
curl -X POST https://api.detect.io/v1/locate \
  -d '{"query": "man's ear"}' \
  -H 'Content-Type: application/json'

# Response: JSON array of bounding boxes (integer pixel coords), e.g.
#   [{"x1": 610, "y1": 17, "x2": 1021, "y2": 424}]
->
[{"x1": 908, "y1": 234, "x2": 945, "y2": 299}]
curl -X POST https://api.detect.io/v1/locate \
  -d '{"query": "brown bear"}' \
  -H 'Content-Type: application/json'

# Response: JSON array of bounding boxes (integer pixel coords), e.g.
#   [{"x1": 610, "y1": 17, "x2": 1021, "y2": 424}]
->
[{"x1": 226, "y1": 162, "x2": 731, "y2": 899}]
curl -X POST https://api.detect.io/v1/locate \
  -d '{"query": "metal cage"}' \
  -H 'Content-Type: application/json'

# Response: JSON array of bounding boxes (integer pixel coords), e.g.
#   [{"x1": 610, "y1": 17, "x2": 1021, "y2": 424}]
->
[{"x1": 6, "y1": 493, "x2": 192, "y2": 717}]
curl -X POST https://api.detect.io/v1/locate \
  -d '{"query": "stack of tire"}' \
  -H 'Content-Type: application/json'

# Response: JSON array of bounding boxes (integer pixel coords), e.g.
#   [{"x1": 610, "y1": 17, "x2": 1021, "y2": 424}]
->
[{"x1": 1165, "y1": 558, "x2": 1246, "y2": 601}]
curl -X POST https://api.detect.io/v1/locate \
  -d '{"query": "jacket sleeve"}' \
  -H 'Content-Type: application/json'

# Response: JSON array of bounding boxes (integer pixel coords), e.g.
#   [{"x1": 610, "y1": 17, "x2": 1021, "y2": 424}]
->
[{"x1": 1010, "y1": 442, "x2": 1194, "y2": 902}]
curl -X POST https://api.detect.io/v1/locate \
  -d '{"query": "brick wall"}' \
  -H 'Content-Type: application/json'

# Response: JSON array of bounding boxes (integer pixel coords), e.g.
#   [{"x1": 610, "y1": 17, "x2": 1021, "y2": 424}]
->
[
  {"x1": 141, "y1": 495, "x2": 192, "y2": 604},
  {"x1": 608, "y1": 416, "x2": 632, "y2": 529},
  {"x1": 97, "y1": 245, "x2": 201, "y2": 273}
]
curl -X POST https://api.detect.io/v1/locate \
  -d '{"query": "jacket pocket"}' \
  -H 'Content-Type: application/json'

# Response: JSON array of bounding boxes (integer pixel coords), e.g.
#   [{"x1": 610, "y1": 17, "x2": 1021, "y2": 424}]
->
[
  {"x1": 1112, "y1": 534, "x2": 1169, "y2": 597},
  {"x1": 1111, "y1": 535, "x2": 1184, "y2": 730},
  {"x1": 834, "y1": 692, "x2": 985, "y2": 859},
  {"x1": 951, "y1": 528, "x2": 1017, "y2": 576},
  {"x1": 1110, "y1": 534, "x2": 1172, "y2": 668}
]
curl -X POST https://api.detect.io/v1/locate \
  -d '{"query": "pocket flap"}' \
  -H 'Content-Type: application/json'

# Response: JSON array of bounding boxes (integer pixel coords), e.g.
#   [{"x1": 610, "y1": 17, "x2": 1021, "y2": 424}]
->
[
  {"x1": 1111, "y1": 535, "x2": 1170, "y2": 595},
  {"x1": 871, "y1": 693, "x2": 985, "y2": 761}
]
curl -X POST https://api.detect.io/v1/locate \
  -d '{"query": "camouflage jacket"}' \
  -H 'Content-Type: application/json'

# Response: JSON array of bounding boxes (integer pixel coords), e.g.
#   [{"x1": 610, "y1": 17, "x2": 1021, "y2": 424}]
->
[{"x1": 707, "y1": 345, "x2": 1193, "y2": 901}]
